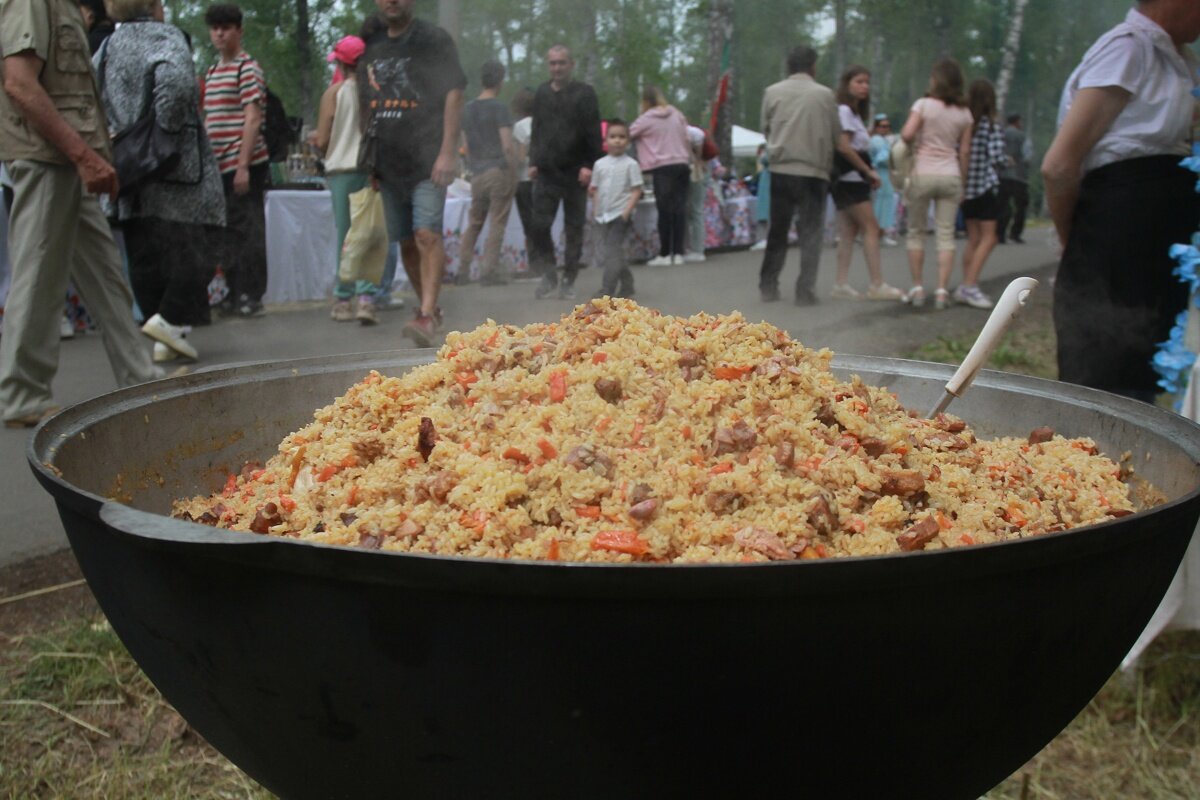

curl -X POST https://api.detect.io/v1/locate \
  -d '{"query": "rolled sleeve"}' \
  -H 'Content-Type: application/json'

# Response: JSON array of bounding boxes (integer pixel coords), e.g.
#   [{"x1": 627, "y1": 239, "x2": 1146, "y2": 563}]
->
[{"x1": 0, "y1": 0, "x2": 51, "y2": 61}]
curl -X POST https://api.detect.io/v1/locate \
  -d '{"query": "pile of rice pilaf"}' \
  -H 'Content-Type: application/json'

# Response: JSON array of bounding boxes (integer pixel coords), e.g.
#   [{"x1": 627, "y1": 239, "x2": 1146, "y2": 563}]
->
[{"x1": 172, "y1": 298, "x2": 1136, "y2": 562}]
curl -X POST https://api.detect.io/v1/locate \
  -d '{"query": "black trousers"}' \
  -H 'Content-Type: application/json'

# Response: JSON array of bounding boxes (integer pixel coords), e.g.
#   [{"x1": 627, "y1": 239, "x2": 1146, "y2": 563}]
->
[
  {"x1": 759, "y1": 173, "x2": 828, "y2": 297},
  {"x1": 123, "y1": 217, "x2": 212, "y2": 326},
  {"x1": 514, "y1": 181, "x2": 534, "y2": 244},
  {"x1": 996, "y1": 178, "x2": 1029, "y2": 242},
  {"x1": 647, "y1": 163, "x2": 690, "y2": 257},
  {"x1": 529, "y1": 176, "x2": 587, "y2": 284},
  {"x1": 1054, "y1": 155, "x2": 1199, "y2": 398},
  {"x1": 216, "y1": 162, "x2": 270, "y2": 303}
]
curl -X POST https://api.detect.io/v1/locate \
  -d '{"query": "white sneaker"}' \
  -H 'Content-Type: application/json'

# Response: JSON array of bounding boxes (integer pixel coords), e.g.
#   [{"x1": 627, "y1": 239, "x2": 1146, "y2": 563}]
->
[
  {"x1": 830, "y1": 283, "x2": 861, "y2": 300},
  {"x1": 903, "y1": 286, "x2": 926, "y2": 307},
  {"x1": 645, "y1": 255, "x2": 674, "y2": 266},
  {"x1": 141, "y1": 313, "x2": 198, "y2": 360},
  {"x1": 59, "y1": 316, "x2": 74, "y2": 339},
  {"x1": 153, "y1": 342, "x2": 179, "y2": 363},
  {"x1": 881, "y1": 236, "x2": 900, "y2": 247},
  {"x1": 866, "y1": 282, "x2": 905, "y2": 301},
  {"x1": 683, "y1": 253, "x2": 706, "y2": 263},
  {"x1": 750, "y1": 240, "x2": 767, "y2": 251}
]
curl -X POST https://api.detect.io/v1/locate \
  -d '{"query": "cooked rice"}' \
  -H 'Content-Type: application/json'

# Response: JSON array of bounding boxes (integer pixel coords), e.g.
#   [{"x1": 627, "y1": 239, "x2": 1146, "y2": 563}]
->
[{"x1": 173, "y1": 299, "x2": 1137, "y2": 562}]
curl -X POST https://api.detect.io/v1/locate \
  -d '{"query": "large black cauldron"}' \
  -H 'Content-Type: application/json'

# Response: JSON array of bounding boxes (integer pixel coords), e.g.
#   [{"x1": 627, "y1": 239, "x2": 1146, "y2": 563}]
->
[{"x1": 29, "y1": 352, "x2": 1200, "y2": 800}]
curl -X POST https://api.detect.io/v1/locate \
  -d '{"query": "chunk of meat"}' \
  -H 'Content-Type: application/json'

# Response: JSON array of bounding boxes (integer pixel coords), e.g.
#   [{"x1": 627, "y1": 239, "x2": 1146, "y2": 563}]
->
[
  {"x1": 897, "y1": 516, "x2": 939, "y2": 551},
  {"x1": 713, "y1": 419, "x2": 757, "y2": 455},
  {"x1": 396, "y1": 519, "x2": 424, "y2": 539},
  {"x1": 1108, "y1": 508, "x2": 1135, "y2": 519},
  {"x1": 807, "y1": 494, "x2": 838, "y2": 534},
  {"x1": 594, "y1": 378, "x2": 623, "y2": 404},
  {"x1": 706, "y1": 491, "x2": 742, "y2": 514},
  {"x1": 628, "y1": 483, "x2": 654, "y2": 505},
  {"x1": 420, "y1": 470, "x2": 457, "y2": 504},
  {"x1": 339, "y1": 512, "x2": 358, "y2": 526},
  {"x1": 775, "y1": 440, "x2": 795, "y2": 469},
  {"x1": 735, "y1": 526, "x2": 791, "y2": 560},
  {"x1": 629, "y1": 498, "x2": 659, "y2": 521},
  {"x1": 353, "y1": 437, "x2": 386, "y2": 464},
  {"x1": 933, "y1": 413, "x2": 967, "y2": 433},
  {"x1": 250, "y1": 502, "x2": 283, "y2": 534},
  {"x1": 754, "y1": 355, "x2": 792, "y2": 379},
  {"x1": 815, "y1": 402, "x2": 839, "y2": 429},
  {"x1": 563, "y1": 444, "x2": 615, "y2": 479},
  {"x1": 358, "y1": 534, "x2": 382, "y2": 550},
  {"x1": 677, "y1": 349, "x2": 702, "y2": 367},
  {"x1": 859, "y1": 436, "x2": 888, "y2": 458},
  {"x1": 1028, "y1": 426, "x2": 1054, "y2": 445},
  {"x1": 880, "y1": 469, "x2": 926, "y2": 497},
  {"x1": 417, "y1": 417, "x2": 437, "y2": 462},
  {"x1": 647, "y1": 390, "x2": 668, "y2": 422},
  {"x1": 923, "y1": 431, "x2": 969, "y2": 451}
]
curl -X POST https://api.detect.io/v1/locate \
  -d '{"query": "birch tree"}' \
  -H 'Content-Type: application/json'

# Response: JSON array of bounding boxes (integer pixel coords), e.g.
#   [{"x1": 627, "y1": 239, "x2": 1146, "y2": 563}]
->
[{"x1": 994, "y1": 0, "x2": 1029, "y2": 114}]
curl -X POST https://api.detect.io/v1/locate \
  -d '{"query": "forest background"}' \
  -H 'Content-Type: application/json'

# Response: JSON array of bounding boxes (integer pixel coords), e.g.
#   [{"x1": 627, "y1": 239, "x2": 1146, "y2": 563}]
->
[{"x1": 166, "y1": 0, "x2": 1165, "y2": 211}]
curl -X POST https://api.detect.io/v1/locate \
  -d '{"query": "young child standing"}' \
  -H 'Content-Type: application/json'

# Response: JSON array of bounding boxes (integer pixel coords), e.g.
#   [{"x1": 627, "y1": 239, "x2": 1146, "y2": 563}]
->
[{"x1": 589, "y1": 119, "x2": 644, "y2": 298}]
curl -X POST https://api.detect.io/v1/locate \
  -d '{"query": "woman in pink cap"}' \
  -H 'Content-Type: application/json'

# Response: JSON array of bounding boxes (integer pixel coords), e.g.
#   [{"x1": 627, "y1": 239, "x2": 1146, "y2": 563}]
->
[{"x1": 310, "y1": 35, "x2": 379, "y2": 324}]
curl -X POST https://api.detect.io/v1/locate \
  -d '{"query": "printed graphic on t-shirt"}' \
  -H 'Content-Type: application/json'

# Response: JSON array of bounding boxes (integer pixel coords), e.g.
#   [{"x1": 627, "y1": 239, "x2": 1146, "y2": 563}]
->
[{"x1": 366, "y1": 57, "x2": 421, "y2": 121}]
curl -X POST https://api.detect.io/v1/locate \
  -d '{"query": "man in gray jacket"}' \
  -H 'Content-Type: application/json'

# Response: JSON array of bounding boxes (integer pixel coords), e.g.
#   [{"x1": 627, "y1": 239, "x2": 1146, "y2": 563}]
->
[{"x1": 758, "y1": 45, "x2": 840, "y2": 306}]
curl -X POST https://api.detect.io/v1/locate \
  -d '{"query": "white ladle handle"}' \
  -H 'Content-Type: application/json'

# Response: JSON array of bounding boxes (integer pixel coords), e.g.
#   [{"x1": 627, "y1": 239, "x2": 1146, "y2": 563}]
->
[{"x1": 929, "y1": 277, "x2": 1039, "y2": 418}]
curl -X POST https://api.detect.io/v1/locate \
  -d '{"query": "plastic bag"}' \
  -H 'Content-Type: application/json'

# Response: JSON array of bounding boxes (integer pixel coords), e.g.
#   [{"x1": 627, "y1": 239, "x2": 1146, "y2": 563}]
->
[
  {"x1": 889, "y1": 139, "x2": 913, "y2": 192},
  {"x1": 339, "y1": 186, "x2": 389, "y2": 286}
]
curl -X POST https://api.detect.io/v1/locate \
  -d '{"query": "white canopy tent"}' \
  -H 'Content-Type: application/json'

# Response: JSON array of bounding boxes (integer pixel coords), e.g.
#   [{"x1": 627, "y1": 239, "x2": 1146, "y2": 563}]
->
[{"x1": 732, "y1": 124, "x2": 766, "y2": 158}]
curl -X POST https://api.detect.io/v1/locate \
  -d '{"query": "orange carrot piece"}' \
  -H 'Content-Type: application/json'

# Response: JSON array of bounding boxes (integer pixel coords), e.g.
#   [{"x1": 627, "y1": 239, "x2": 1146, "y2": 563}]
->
[
  {"x1": 596, "y1": 415, "x2": 612, "y2": 432},
  {"x1": 591, "y1": 529, "x2": 649, "y2": 556},
  {"x1": 547, "y1": 539, "x2": 560, "y2": 560},
  {"x1": 575, "y1": 505, "x2": 602, "y2": 519},
  {"x1": 712, "y1": 365, "x2": 753, "y2": 380},
  {"x1": 549, "y1": 370, "x2": 567, "y2": 403},
  {"x1": 278, "y1": 494, "x2": 296, "y2": 512},
  {"x1": 503, "y1": 446, "x2": 531, "y2": 464},
  {"x1": 317, "y1": 464, "x2": 338, "y2": 483},
  {"x1": 592, "y1": 351, "x2": 608, "y2": 364},
  {"x1": 681, "y1": 425, "x2": 692, "y2": 440},
  {"x1": 630, "y1": 418, "x2": 645, "y2": 446},
  {"x1": 709, "y1": 461, "x2": 734, "y2": 475},
  {"x1": 536, "y1": 438, "x2": 558, "y2": 459}
]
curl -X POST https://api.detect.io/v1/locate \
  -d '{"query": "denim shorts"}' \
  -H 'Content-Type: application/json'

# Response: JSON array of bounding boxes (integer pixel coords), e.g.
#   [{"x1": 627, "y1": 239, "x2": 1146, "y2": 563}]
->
[{"x1": 379, "y1": 179, "x2": 446, "y2": 241}]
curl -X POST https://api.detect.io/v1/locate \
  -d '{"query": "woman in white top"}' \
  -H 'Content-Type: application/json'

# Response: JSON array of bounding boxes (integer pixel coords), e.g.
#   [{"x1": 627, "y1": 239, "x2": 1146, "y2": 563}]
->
[
  {"x1": 311, "y1": 35, "x2": 377, "y2": 325},
  {"x1": 1043, "y1": 0, "x2": 1200, "y2": 401},
  {"x1": 830, "y1": 66, "x2": 903, "y2": 301},
  {"x1": 900, "y1": 58, "x2": 973, "y2": 309}
]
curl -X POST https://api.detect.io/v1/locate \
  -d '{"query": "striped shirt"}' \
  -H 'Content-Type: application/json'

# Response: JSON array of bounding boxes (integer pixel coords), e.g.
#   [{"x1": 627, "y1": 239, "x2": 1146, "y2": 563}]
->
[{"x1": 203, "y1": 53, "x2": 269, "y2": 174}]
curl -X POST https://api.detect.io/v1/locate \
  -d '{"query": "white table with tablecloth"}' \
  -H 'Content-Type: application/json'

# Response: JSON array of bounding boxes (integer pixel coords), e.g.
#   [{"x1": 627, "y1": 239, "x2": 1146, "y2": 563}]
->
[{"x1": 262, "y1": 183, "x2": 757, "y2": 305}]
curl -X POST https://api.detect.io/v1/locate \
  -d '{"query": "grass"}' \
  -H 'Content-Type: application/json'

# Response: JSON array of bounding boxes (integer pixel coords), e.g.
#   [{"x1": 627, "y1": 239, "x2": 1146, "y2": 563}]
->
[{"x1": 0, "y1": 617, "x2": 271, "y2": 799}]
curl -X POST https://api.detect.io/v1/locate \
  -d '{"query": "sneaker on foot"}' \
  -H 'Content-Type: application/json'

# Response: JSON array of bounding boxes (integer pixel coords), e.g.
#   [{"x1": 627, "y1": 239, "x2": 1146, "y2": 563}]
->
[
  {"x1": 534, "y1": 275, "x2": 558, "y2": 299},
  {"x1": 934, "y1": 288, "x2": 950, "y2": 310},
  {"x1": 750, "y1": 239, "x2": 767, "y2": 251},
  {"x1": 830, "y1": 283, "x2": 862, "y2": 300},
  {"x1": 683, "y1": 253, "x2": 706, "y2": 263},
  {"x1": 903, "y1": 286, "x2": 926, "y2": 307},
  {"x1": 881, "y1": 235, "x2": 900, "y2": 247},
  {"x1": 953, "y1": 285, "x2": 995, "y2": 309},
  {"x1": 794, "y1": 289, "x2": 818, "y2": 307},
  {"x1": 761, "y1": 287, "x2": 781, "y2": 302},
  {"x1": 59, "y1": 316, "x2": 75, "y2": 339},
  {"x1": 645, "y1": 255, "x2": 673, "y2": 267},
  {"x1": 558, "y1": 282, "x2": 577, "y2": 300},
  {"x1": 866, "y1": 282, "x2": 905, "y2": 301},
  {"x1": 403, "y1": 314, "x2": 436, "y2": 347},
  {"x1": 141, "y1": 313, "x2": 198, "y2": 360},
  {"x1": 237, "y1": 297, "x2": 264, "y2": 317},
  {"x1": 355, "y1": 296, "x2": 378, "y2": 325},
  {"x1": 375, "y1": 293, "x2": 404, "y2": 311},
  {"x1": 153, "y1": 342, "x2": 180, "y2": 363},
  {"x1": 331, "y1": 300, "x2": 354, "y2": 322}
]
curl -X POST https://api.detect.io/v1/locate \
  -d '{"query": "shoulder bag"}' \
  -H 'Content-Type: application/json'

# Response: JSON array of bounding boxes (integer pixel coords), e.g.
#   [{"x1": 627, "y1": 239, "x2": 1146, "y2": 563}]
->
[{"x1": 98, "y1": 37, "x2": 181, "y2": 195}]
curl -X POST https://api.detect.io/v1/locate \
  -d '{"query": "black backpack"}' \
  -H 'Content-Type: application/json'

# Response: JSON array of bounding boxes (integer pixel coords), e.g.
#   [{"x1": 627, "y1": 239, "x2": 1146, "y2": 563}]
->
[{"x1": 262, "y1": 87, "x2": 295, "y2": 163}]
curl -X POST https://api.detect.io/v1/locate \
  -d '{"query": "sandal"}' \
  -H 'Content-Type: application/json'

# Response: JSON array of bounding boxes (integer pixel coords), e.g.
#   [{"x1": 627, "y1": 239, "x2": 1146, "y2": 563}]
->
[{"x1": 903, "y1": 286, "x2": 926, "y2": 307}]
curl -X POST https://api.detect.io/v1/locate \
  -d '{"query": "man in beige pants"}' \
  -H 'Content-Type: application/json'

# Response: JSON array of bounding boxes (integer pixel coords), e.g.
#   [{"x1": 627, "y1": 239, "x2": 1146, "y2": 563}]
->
[{"x1": 0, "y1": 0, "x2": 160, "y2": 427}]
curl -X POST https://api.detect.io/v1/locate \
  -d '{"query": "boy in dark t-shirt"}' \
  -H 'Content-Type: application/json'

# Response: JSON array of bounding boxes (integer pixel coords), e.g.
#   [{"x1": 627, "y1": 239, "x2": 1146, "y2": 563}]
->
[
  {"x1": 358, "y1": 0, "x2": 466, "y2": 346},
  {"x1": 457, "y1": 60, "x2": 516, "y2": 285}
]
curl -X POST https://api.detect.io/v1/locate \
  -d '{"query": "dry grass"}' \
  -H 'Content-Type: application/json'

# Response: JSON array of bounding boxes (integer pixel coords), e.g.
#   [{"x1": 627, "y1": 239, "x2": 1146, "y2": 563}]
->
[{"x1": 0, "y1": 616, "x2": 271, "y2": 799}]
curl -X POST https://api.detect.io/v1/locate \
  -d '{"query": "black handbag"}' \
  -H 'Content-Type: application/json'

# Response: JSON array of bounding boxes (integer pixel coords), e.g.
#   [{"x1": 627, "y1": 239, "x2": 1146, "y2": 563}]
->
[{"x1": 98, "y1": 38, "x2": 181, "y2": 195}]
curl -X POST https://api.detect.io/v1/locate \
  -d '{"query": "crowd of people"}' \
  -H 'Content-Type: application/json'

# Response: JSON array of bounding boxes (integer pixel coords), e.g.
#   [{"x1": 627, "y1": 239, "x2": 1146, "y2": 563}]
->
[{"x1": 0, "y1": 0, "x2": 1197, "y2": 428}]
